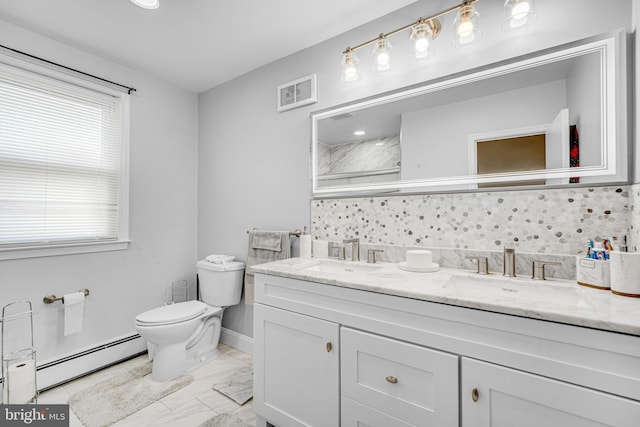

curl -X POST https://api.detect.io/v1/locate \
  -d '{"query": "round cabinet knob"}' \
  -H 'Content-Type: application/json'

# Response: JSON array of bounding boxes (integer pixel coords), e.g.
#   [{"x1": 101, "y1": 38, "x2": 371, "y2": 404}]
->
[
  {"x1": 326, "y1": 342, "x2": 333, "y2": 353},
  {"x1": 471, "y1": 387, "x2": 479, "y2": 402},
  {"x1": 385, "y1": 376, "x2": 398, "y2": 384}
]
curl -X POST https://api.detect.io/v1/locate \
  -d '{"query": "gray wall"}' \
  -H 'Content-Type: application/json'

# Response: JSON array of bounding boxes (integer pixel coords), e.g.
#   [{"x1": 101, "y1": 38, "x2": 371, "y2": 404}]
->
[
  {"x1": 0, "y1": 19, "x2": 198, "y2": 362},
  {"x1": 198, "y1": 0, "x2": 633, "y2": 339}
]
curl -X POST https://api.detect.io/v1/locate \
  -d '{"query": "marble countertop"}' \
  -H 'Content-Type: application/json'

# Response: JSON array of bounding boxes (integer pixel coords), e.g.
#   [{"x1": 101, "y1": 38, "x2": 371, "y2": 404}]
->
[{"x1": 251, "y1": 257, "x2": 640, "y2": 336}]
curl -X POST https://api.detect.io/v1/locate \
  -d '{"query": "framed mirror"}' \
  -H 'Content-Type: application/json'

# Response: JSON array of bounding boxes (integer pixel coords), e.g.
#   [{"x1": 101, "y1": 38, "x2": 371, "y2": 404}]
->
[{"x1": 311, "y1": 32, "x2": 627, "y2": 197}]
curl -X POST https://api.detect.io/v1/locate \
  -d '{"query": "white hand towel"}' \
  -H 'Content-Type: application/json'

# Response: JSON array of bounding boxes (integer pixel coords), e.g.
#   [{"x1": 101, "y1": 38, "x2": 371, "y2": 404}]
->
[
  {"x1": 64, "y1": 291, "x2": 85, "y2": 336},
  {"x1": 206, "y1": 254, "x2": 235, "y2": 264}
]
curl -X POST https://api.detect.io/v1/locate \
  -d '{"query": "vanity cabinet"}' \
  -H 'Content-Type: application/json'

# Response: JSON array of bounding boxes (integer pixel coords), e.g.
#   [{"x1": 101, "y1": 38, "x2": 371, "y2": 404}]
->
[
  {"x1": 253, "y1": 304, "x2": 340, "y2": 427},
  {"x1": 253, "y1": 273, "x2": 640, "y2": 427}
]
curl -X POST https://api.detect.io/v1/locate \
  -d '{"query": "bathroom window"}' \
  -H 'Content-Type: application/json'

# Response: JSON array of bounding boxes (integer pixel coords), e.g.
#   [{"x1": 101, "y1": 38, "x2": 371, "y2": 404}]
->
[{"x1": 0, "y1": 54, "x2": 130, "y2": 260}]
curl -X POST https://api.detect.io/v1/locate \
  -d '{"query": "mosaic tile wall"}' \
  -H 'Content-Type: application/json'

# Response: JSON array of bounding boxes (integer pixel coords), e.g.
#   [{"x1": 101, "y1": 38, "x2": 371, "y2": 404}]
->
[{"x1": 311, "y1": 185, "x2": 632, "y2": 257}]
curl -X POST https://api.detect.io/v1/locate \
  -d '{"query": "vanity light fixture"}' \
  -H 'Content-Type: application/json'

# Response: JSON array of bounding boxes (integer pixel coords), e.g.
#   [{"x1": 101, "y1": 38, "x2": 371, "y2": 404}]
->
[
  {"x1": 502, "y1": 0, "x2": 536, "y2": 31},
  {"x1": 453, "y1": 2, "x2": 481, "y2": 45},
  {"x1": 410, "y1": 19, "x2": 441, "y2": 59},
  {"x1": 341, "y1": 0, "x2": 482, "y2": 81},
  {"x1": 340, "y1": 0, "x2": 536, "y2": 82},
  {"x1": 130, "y1": 0, "x2": 159, "y2": 10},
  {"x1": 373, "y1": 35, "x2": 392, "y2": 71},
  {"x1": 342, "y1": 48, "x2": 360, "y2": 82}
]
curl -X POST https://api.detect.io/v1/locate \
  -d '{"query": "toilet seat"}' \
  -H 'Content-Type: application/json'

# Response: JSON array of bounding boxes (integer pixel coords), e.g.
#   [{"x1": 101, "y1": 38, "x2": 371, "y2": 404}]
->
[{"x1": 136, "y1": 300, "x2": 207, "y2": 326}]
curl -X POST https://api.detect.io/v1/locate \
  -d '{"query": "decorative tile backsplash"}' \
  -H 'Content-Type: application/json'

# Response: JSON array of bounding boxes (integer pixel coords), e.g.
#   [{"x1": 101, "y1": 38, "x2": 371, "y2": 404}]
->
[{"x1": 311, "y1": 184, "x2": 637, "y2": 279}]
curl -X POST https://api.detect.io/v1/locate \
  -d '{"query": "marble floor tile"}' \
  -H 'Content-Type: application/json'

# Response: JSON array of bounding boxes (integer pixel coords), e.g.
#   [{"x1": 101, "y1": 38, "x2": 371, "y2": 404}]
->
[{"x1": 38, "y1": 343, "x2": 255, "y2": 427}]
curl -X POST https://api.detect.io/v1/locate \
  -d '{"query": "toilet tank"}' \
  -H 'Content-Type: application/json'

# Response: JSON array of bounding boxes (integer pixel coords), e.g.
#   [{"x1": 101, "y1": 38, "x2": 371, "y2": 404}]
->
[{"x1": 196, "y1": 260, "x2": 245, "y2": 307}]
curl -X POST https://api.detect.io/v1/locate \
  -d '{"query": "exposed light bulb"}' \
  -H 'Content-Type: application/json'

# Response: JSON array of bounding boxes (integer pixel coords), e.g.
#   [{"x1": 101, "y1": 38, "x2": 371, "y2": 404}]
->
[
  {"x1": 410, "y1": 19, "x2": 440, "y2": 60},
  {"x1": 344, "y1": 65, "x2": 358, "y2": 82},
  {"x1": 342, "y1": 50, "x2": 359, "y2": 82},
  {"x1": 453, "y1": 4, "x2": 480, "y2": 46},
  {"x1": 376, "y1": 52, "x2": 390, "y2": 69},
  {"x1": 457, "y1": 20, "x2": 474, "y2": 38},
  {"x1": 414, "y1": 37, "x2": 430, "y2": 53},
  {"x1": 373, "y1": 36, "x2": 392, "y2": 71}
]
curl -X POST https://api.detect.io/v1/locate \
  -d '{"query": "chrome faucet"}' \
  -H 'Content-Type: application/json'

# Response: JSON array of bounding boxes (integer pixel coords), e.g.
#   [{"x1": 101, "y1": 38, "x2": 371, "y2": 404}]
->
[
  {"x1": 503, "y1": 246, "x2": 516, "y2": 277},
  {"x1": 343, "y1": 238, "x2": 360, "y2": 261}
]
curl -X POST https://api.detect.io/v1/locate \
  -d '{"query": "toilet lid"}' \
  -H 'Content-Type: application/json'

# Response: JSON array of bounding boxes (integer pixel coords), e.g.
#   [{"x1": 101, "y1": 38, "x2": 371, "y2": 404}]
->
[{"x1": 136, "y1": 300, "x2": 207, "y2": 325}]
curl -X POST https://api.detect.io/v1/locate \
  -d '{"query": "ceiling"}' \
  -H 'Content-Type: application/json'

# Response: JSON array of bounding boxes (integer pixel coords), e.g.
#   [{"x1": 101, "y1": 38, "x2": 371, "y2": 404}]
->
[{"x1": 0, "y1": 0, "x2": 418, "y2": 93}]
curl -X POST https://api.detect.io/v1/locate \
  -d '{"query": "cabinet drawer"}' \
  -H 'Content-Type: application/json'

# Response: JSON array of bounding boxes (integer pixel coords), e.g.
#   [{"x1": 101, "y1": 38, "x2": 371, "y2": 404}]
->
[
  {"x1": 341, "y1": 327, "x2": 459, "y2": 427},
  {"x1": 342, "y1": 396, "x2": 413, "y2": 427}
]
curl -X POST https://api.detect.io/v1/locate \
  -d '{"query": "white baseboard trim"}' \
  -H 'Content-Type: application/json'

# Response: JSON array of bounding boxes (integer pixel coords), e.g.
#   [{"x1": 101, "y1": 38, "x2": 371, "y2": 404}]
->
[
  {"x1": 36, "y1": 333, "x2": 147, "y2": 391},
  {"x1": 220, "y1": 327, "x2": 253, "y2": 355}
]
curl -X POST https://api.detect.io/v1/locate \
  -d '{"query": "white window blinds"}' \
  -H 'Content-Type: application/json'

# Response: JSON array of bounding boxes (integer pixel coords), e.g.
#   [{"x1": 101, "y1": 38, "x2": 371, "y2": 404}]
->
[{"x1": 0, "y1": 61, "x2": 128, "y2": 249}]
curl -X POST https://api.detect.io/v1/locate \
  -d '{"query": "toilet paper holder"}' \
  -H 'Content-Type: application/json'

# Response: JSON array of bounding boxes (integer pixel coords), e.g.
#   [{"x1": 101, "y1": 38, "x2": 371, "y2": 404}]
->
[{"x1": 43, "y1": 288, "x2": 90, "y2": 304}]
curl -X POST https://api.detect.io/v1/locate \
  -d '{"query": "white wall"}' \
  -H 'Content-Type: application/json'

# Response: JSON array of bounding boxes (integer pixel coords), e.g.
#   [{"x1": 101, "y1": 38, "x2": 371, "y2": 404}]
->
[
  {"x1": 198, "y1": 0, "x2": 632, "y2": 338},
  {"x1": 566, "y1": 51, "x2": 603, "y2": 181},
  {"x1": 0, "y1": 20, "x2": 198, "y2": 363},
  {"x1": 400, "y1": 81, "x2": 567, "y2": 180}
]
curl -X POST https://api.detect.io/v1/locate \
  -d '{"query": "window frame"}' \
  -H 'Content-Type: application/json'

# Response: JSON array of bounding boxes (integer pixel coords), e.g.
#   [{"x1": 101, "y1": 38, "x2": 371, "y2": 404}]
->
[{"x1": 0, "y1": 52, "x2": 131, "y2": 260}]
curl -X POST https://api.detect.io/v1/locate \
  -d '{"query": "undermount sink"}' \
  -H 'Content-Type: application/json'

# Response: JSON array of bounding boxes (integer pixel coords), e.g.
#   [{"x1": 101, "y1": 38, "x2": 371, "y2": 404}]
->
[
  {"x1": 297, "y1": 259, "x2": 383, "y2": 275},
  {"x1": 443, "y1": 274, "x2": 594, "y2": 308}
]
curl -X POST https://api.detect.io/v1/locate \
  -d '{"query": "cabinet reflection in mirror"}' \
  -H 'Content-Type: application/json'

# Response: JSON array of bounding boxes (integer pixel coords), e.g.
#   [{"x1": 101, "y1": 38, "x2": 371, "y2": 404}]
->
[{"x1": 311, "y1": 32, "x2": 627, "y2": 197}]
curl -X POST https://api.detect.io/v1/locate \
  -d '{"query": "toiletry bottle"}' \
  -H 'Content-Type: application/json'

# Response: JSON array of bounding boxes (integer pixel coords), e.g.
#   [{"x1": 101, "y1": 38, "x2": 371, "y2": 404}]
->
[
  {"x1": 300, "y1": 229, "x2": 312, "y2": 258},
  {"x1": 592, "y1": 242, "x2": 607, "y2": 260}
]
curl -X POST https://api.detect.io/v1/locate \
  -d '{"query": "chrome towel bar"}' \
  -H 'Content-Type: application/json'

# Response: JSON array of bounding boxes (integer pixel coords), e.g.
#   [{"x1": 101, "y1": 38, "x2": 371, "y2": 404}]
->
[
  {"x1": 43, "y1": 288, "x2": 90, "y2": 304},
  {"x1": 246, "y1": 228, "x2": 302, "y2": 238}
]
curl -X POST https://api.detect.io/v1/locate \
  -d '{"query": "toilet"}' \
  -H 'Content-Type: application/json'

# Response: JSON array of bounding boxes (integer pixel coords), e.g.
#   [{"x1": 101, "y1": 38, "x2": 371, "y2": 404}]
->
[{"x1": 135, "y1": 259, "x2": 245, "y2": 382}]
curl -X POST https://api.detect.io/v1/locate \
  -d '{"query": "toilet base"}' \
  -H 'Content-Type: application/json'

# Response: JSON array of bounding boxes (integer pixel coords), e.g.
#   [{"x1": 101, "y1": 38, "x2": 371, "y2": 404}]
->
[
  {"x1": 151, "y1": 342, "x2": 187, "y2": 382},
  {"x1": 186, "y1": 311, "x2": 222, "y2": 372},
  {"x1": 138, "y1": 304, "x2": 226, "y2": 382}
]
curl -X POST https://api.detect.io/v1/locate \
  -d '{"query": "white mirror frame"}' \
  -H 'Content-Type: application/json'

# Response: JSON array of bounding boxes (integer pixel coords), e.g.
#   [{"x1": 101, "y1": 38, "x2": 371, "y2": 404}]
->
[{"x1": 311, "y1": 32, "x2": 627, "y2": 197}]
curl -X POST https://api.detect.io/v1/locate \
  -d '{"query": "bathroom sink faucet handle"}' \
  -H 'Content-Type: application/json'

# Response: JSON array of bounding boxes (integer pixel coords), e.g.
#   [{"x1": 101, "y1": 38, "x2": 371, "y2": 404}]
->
[
  {"x1": 367, "y1": 249, "x2": 384, "y2": 264},
  {"x1": 503, "y1": 247, "x2": 516, "y2": 277},
  {"x1": 343, "y1": 238, "x2": 360, "y2": 261},
  {"x1": 466, "y1": 256, "x2": 489, "y2": 275},
  {"x1": 532, "y1": 261, "x2": 561, "y2": 280}
]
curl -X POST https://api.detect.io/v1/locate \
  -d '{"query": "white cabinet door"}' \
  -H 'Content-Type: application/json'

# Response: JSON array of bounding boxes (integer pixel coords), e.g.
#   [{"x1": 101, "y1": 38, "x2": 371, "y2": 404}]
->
[
  {"x1": 254, "y1": 304, "x2": 340, "y2": 427},
  {"x1": 341, "y1": 327, "x2": 459, "y2": 427},
  {"x1": 462, "y1": 358, "x2": 640, "y2": 427}
]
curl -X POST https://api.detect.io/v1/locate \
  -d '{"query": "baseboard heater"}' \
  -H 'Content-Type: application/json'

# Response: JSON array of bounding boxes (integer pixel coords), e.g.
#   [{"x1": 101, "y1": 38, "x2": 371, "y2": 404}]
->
[{"x1": 34, "y1": 333, "x2": 147, "y2": 391}]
